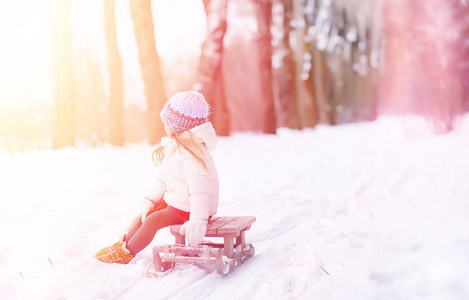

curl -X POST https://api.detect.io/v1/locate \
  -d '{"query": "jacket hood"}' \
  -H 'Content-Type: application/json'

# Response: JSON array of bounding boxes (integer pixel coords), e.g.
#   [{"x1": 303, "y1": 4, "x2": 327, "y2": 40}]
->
[
  {"x1": 160, "y1": 122, "x2": 217, "y2": 152},
  {"x1": 190, "y1": 122, "x2": 217, "y2": 151}
]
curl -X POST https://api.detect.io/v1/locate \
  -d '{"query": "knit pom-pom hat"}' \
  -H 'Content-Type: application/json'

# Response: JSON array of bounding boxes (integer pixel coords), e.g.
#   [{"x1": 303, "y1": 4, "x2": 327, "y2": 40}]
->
[{"x1": 160, "y1": 91, "x2": 209, "y2": 132}]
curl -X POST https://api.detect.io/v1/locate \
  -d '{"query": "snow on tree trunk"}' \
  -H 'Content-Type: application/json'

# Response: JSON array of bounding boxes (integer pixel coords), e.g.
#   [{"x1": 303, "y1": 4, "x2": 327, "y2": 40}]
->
[
  {"x1": 310, "y1": 0, "x2": 335, "y2": 125},
  {"x1": 307, "y1": 0, "x2": 380, "y2": 125},
  {"x1": 51, "y1": 0, "x2": 77, "y2": 149},
  {"x1": 271, "y1": 0, "x2": 302, "y2": 129},
  {"x1": 104, "y1": 0, "x2": 124, "y2": 146},
  {"x1": 339, "y1": 0, "x2": 378, "y2": 122},
  {"x1": 130, "y1": 0, "x2": 166, "y2": 144},
  {"x1": 297, "y1": 0, "x2": 321, "y2": 127}
]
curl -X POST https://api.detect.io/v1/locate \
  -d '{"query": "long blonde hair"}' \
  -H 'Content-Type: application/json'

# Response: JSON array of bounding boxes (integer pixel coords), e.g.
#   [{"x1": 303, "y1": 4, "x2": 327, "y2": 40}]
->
[{"x1": 152, "y1": 128, "x2": 208, "y2": 171}]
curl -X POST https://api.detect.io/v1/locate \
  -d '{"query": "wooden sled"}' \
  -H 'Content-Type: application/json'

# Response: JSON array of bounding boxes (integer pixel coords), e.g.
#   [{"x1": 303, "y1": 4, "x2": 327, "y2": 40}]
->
[{"x1": 152, "y1": 216, "x2": 256, "y2": 275}]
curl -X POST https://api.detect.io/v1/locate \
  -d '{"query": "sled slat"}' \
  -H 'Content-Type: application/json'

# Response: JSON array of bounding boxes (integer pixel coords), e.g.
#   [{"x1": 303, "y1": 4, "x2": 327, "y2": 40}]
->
[
  {"x1": 170, "y1": 216, "x2": 256, "y2": 237},
  {"x1": 153, "y1": 244, "x2": 222, "y2": 257},
  {"x1": 215, "y1": 216, "x2": 255, "y2": 235},
  {"x1": 206, "y1": 216, "x2": 238, "y2": 233},
  {"x1": 164, "y1": 256, "x2": 218, "y2": 264}
]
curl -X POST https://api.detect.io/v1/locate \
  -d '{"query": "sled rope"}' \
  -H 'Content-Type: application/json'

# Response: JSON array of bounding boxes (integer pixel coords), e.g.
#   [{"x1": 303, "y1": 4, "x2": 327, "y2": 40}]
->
[
  {"x1": 202, "y1": 245, "x2": 211, "y2": 263},
  {"x1": 146, "y1": 262, "x2": 158, "y2": 278}
]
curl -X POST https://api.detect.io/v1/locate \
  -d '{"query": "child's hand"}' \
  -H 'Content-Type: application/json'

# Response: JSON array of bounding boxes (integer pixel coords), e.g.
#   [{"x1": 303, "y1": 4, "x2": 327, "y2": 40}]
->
[{"x1": 180, "y1": 220, "x2": 207, "y2": 246}]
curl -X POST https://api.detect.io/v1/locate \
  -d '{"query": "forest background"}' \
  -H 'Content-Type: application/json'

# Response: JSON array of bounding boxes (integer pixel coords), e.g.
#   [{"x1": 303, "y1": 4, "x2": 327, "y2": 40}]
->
[{"x1": 1, "y1": 0, "x2": 469, "y2": 153}]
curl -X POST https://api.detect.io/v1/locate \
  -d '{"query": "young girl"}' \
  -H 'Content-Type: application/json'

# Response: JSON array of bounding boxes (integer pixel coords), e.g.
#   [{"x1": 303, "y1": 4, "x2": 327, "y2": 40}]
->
[{"x1": 95, "y1": 91, "x2": 219, "y2": 264}]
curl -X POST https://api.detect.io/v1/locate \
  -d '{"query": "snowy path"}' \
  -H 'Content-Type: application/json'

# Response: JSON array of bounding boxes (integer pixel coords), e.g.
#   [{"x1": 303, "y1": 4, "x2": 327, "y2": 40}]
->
[{"x1": 1, "y1": 116, "x2": 469, "y2": 299}]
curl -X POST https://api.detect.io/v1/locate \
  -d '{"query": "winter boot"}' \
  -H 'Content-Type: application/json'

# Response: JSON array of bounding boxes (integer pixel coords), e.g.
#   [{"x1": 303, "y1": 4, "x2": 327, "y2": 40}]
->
[{"x1": 95, "y1": 238, "x2": 135, "y2": 264}]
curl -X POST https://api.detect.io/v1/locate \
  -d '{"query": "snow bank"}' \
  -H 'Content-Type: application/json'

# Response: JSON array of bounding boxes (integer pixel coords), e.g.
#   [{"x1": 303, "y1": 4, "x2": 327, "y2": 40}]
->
[{"x1": 1, "y1": 115, "x2": 469, "y2": 299}]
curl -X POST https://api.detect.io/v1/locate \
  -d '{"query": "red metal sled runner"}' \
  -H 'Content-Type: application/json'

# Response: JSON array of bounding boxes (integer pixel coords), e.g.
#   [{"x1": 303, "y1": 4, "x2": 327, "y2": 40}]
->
[{"x1": 152, "y1": 216, "x2": 256, "y2": 275}]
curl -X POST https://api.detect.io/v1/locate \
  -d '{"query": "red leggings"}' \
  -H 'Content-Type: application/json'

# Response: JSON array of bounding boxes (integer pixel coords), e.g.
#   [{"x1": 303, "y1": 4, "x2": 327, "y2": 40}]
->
[{"x1": 124, "y1": 200, "x2": 183, "y2": 255}]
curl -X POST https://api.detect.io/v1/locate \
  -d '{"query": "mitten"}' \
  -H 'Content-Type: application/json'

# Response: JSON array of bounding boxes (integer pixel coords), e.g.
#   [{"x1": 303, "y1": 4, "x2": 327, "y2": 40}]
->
[{"x1": 179, "y1": 220, "x2": 207, "y2": 246}]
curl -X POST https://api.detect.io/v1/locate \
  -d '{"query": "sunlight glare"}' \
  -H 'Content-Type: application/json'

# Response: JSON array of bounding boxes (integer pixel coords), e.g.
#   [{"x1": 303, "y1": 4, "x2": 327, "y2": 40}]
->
[
  {"x1": 0, "y1": 0, "x2": 53, "y2": 108},
  {"x1": 152, "y1": 0, "x2": 207, "y2": 59},
  {"x1": 0, "y1": 0, "x2": 206, "y2": 109}
]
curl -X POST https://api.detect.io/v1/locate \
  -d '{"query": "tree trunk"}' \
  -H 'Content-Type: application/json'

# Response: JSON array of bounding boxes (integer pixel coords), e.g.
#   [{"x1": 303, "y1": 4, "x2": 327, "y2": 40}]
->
[
  {"x1": 256, "y1": 0, "x2": 277, "y2": 133},
  {"x1": 75, "y1": 49, "x2": 107, "y2": 146},
  {"x1": 302, "y1": 0, "x2": 320, "y2": 127},
  {"x1": 130, "y1": 0, "x2": 166, "y2": 144},
  {"x1": 196, "y1": 0, "x2": 230, "y2": 136},
  {"x1": 455, "y1": 2, "x2": 469, "y2": 112},
  {"x1": 310, "y1": 0, "x2": 334, "y2": 125},
  {"x1": 51, "y1": 0, "x2": 76, "y2": 149},
  {"x1": 104, "y1": 0, "x2": 124, "y2": 146},
  {"x1": 272, "y1": 0, "x2": 302, "y2": 129},
  {"x1": 409, "y1": 0, "x2": 462, "y2": 133},
  {"x1": 292, "y1": 0, "x2": 320, "y2": 127}
]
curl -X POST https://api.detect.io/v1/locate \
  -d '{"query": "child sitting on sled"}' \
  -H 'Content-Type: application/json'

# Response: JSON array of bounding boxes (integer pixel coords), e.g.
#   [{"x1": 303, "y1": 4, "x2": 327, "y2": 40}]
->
[{"x1": 95, "y1": 91, "x2": 219, "y2": 264}]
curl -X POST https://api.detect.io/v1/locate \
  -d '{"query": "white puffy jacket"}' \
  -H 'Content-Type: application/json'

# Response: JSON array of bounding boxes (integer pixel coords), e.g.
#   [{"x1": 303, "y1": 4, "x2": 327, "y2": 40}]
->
[{"x1": 144, "y1": 122, "x2": 219, "y2": 221}]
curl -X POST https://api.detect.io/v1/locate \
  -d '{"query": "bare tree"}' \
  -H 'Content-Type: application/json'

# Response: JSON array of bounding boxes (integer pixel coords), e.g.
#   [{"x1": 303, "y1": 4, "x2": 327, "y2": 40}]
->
[
  {"x1": 75, "y1": 48, "x2": 107, "y2": 147},
  {"x1": 130, "y1": 0, "x2": 166, "y2": 144},
  {"x1": 51, "y1": 0, "x2": 76, "y2": 149},
  {"x1": 302, "y1": 0, "x2": 321, "y2": 127},
  {"x1": 292, "y1": 0, "x2": 322, "y2": 127},
  {"x1": 196, "y1": 0, "x2": 230, "y2": 136},
  {"x1": 455, "y1": 0, "x2": 469, "y2": 113},
  {"x1": 310, "y1": 0, "x2": 335, "y2": 125},
  {"x1": 410, "y1": 0, "x2": 463, "y2": 133},
  {"x1": 104, "y1": 0, "x2": 124, "y2": 146},
  {"x1": 256, "y1": 0, "x2": 277, "y2": 133},
  {"x1": 272, "y1": 0, "x2": 302, "y2": 129}
]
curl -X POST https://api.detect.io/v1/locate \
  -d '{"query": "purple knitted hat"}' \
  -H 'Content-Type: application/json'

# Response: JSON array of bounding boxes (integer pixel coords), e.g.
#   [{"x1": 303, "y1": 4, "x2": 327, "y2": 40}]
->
[{"x1": 160, "y1": 91, "x2": 209, "y2": 132}]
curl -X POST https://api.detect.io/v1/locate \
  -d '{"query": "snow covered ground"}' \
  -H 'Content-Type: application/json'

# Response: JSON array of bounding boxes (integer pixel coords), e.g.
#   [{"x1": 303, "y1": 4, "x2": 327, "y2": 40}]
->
[{"x1": 1, "y1": 115, "x2": 469, "y2": 300}]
